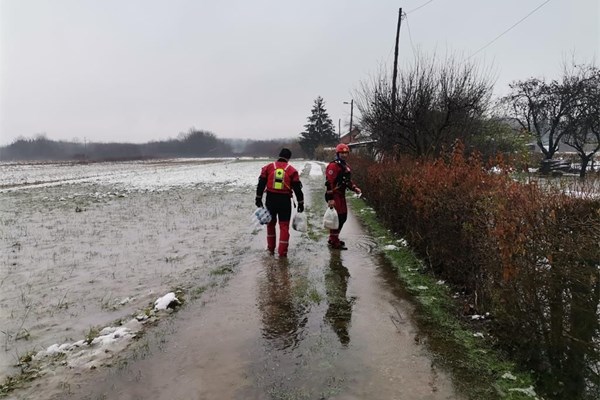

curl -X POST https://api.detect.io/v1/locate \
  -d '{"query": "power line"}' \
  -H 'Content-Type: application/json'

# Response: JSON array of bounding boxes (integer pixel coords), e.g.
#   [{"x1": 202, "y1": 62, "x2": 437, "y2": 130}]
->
[
  {"x1": 404, "y1": 14, "x2": 417, "y2": 58},
  {"x1": 406, "y1": 0, "x2": 436, "y2": 14},
  {"x1": 469, "y1": 0, "x2": 552, "y2": 59}
]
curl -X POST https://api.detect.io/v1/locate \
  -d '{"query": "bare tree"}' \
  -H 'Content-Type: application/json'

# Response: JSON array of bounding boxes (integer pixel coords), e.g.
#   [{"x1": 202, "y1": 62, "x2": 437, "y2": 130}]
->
[
  {"x1": 562, "y1": 64, "x2": 600, "y2": 177},
  {"x1": 501, "y1": 61, "x2": 599, "y2": 162},
  {"x1": 356, "y1": 53, "x2": 494, "y2": 159}
]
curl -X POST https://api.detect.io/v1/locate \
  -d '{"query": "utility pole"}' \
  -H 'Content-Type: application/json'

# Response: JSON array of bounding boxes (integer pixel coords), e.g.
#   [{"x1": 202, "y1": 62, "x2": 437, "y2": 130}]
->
[
  {"x1": 349, "y1": 99, "x2": 353, "y2": 134},
  {"x1": 391, "y1": 7, "x2": 403, "y2": 113},
  {"x1": 338, "y1": 118, "x2": 341, "y2": 140},
  {"x1": 343, "y1": 100, "x2": 354, "y2": 135}
]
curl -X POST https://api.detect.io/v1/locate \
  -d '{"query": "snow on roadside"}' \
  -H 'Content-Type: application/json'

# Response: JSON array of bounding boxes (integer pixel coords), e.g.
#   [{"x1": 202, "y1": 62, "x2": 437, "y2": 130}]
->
[
  {"x1": 34, "y1": 320, "x2": 141, "y2": 370},
  {"x1": 29, "y1": 292, "x2": 181, "y2": 377},
  {"x1": 154, "y1": 292, "x2": 181, "y2": 311}
]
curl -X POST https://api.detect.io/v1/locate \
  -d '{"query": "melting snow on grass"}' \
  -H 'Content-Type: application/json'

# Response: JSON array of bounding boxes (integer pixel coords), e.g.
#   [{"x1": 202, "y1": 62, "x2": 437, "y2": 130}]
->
[{"x1": 31, "y1": 290, "x2": 182, "y2": 376}]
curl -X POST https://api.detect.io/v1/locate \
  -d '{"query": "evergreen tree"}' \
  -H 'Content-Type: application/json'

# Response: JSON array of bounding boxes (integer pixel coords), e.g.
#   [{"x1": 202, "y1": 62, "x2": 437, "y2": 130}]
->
[{"x1": 299, "y1": 96, "x2": 338, "y2": 158}]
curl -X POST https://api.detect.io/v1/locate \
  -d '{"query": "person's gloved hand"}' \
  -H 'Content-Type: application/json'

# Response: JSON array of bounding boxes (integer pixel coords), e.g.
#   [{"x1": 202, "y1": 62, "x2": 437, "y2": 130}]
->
[
  {"x1": 255, "y1": 197, "x2": 263, "y2": 208},
  {"x1": 297, "y1": 202, "x2": 304, "y2": 213}
]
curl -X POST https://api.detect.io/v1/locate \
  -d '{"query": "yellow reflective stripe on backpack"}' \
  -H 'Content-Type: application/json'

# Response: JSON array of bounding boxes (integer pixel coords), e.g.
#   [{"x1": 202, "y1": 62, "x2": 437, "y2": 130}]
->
[{"x1": 272, "y1": 162, "x2": 291, "y2": 191}]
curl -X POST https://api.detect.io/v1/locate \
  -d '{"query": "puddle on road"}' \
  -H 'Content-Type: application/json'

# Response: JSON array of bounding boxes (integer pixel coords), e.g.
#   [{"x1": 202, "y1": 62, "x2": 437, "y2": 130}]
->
[
  {"x1": 256, "y1": 257, "x2": 310, "y2": 352},
  {"x1": 244, "y1": 222, "x2": 460, "y2": 400},
  {"x1": 249, "y1": 213, "x2": 462, "y2": 400}
]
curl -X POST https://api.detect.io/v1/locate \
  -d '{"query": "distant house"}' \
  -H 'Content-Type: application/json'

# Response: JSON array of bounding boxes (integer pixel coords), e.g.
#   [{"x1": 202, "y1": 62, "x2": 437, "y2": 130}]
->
[
  {"x1": 530, "y1": 132, "x2": 598, "y2": 174},
  {"x1": 505, "y1": 117, "x2": 598, "y2": 157},
  {"x1": 323, "y1": 127, "x2": 377, "y2": 156},
  {"x1": 529, "y1": 134, "x2": 598, "y2": 156},
  {"x1": 339, "y1": 127, "x2": 361, "y2": 145},
  {"x1": 340, "y1": 127, "x2": 378, "y2": 157}
]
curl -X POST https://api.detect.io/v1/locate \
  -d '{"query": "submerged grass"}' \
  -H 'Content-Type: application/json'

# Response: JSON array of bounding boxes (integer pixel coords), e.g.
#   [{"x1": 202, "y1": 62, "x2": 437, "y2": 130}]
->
[
  {"x1": 304, "y1": 206, "x2": 327, "y2": 242},
  {"x1": 0, "y1": 252, "x2": 242, "y2": 398},
  {"x1": 349, "y1": 197, "x2": 539, "y2": 400}
]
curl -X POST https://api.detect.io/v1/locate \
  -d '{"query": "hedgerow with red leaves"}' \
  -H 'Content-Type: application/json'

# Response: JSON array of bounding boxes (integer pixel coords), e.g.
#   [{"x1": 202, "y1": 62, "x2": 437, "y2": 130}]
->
[{"x1": 350, "y1": 144, "x2": 600, "y2": 400}]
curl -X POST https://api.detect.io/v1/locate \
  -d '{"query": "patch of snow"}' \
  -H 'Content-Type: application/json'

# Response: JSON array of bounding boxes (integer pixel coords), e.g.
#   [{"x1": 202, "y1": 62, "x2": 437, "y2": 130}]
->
[
  {"x1": 34, "y1": 319, "x2": 141, "y2": 366},
  {"x1": 536, "y1": 257, "x2": 552, "y2": 271},
  {"x1": 91, "y1": 327, "x2": 134, "y2": 346},
  {"x1": 502, "y1": 372, "x2": 517, "y2": 380},
  {"x1": 119, "y1": 297, "x2": 132, "y2": 305},
  {"x1": 154, "y1": 292, "x2": 181, "y2": 311},
  {"x1": 508, "y1": 386, "x2": 538, "y2": 398},
  {"x1": 396, "y1": 239, "x2": 408, "y2": 246},
  {"x1": 306, "y1": 162, "x2": 324, "y2": 176},
  {"x1": 383, "y1": 244, "x2": 399, "y2": 251}
]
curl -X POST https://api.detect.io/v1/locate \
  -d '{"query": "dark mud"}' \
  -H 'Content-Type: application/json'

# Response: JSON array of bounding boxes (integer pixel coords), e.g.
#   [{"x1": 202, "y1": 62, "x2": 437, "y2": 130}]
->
[{"x1": 2, "y1": 161, "x2": 463, "y2": 400}]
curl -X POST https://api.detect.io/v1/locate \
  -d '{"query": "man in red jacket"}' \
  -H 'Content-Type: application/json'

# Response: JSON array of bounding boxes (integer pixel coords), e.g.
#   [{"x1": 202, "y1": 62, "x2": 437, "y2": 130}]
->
[
  {"x1": 256, "y1": 148, "x2": 304, "y2": 257},
  {"x1": 325, "y1": 143, "x2": 361, "y2": 250}
]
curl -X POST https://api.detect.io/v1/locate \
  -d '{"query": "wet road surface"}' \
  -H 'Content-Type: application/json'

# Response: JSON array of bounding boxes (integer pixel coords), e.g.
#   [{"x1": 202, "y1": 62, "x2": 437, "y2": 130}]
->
[{"x1": 60, "y1": 203, "x2": 462, "y2": 399}]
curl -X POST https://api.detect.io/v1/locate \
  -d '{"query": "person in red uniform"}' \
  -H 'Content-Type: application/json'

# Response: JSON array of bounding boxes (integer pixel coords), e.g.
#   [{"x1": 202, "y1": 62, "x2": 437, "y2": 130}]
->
[
  {"x1": 325, "y1": 143, "x2": 361, "y2": 250},
  {"x1": 256, "y1": 148, "x2": 304, "y2": 257}
]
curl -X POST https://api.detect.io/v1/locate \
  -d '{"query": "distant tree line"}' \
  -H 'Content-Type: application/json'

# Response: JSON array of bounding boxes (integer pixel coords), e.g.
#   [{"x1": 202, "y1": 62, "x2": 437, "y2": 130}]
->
[{"x1": 0, "y1": 129, "x2": 305, "y2": 161}]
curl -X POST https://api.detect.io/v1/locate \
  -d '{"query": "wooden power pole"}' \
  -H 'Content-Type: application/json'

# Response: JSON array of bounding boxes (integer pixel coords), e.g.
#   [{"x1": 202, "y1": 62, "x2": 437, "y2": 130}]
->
[
  {"x1": 391, "y1": 8, "x2": 403, "y2": 112},
  {"x1": 343, "y1": 100, "x2": 354, "y2": 136}
]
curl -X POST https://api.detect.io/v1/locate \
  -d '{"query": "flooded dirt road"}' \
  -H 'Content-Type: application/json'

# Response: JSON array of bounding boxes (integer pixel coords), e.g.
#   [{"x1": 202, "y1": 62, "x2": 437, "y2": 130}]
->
[
  {"x1": 2, "y1": 160, "x2": 463, "y2": 399},
  {"x1": 62, "y1": 219, "x2": 460, "y2": 400}
]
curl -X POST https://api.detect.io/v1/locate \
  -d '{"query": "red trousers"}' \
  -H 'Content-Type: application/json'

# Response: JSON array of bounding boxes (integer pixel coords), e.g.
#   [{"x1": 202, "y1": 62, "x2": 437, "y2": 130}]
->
[
  {"x1": 265, "y1": 192, "x2": 292, "y2": 257},
  {"x1": 328, "y1": 195, "x2": 348, "y2": 245},
  {"x1": 267, "y1": 219, "x2": 289, "y2": 257}
]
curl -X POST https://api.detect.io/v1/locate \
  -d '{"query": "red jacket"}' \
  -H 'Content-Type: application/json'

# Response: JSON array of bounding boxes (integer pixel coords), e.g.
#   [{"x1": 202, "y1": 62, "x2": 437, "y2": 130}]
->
[
  {"x1": 325, "y1": 159, "x2": 357, "y2": 213},
  {"x1": 256, "y1": 159, "x2": 304, "y2": 203}
]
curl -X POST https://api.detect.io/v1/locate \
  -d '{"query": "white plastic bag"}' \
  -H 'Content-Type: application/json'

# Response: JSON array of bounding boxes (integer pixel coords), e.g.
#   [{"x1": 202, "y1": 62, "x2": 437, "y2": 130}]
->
[
  {"x1": 322, "y1": 207, "x2": 339, "y2": 230},
  {"x1": 292, "y1": 213, "x2": 307, "y2": 232},
  {"x1": 253, "y1": 207, "x2": 272, "y2": 225}
]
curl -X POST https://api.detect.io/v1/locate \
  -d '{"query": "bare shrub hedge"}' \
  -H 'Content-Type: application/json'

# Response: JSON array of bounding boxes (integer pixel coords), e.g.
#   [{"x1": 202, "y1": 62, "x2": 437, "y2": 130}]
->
[{"x1": 351, "y1": 146, "x2": 600, "y2": 399}]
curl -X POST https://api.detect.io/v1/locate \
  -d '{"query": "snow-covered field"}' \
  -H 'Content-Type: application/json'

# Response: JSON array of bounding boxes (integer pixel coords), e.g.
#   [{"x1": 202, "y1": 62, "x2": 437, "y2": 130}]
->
[
  {"x1": 0, "y1": 158, "x2": 278, "y2": 192},
  {"x1": 0, "y1": 158, "x2": 313, "y2": 386}
]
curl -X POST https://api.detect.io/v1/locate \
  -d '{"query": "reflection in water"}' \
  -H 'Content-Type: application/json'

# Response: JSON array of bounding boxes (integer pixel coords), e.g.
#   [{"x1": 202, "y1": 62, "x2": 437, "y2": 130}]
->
[
  {"x1": 257, "y1": 258, "x2": 307, "y2": 351},
  {"x1": 324, "y1": 252, "x2": 354, "y2": 346}
]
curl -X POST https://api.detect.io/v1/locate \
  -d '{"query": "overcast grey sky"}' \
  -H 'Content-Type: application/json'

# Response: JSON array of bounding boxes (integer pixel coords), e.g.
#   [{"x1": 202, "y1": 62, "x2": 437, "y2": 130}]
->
[{"x1": 0, "y1": 0, "x2": 598, "y2": 145}]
